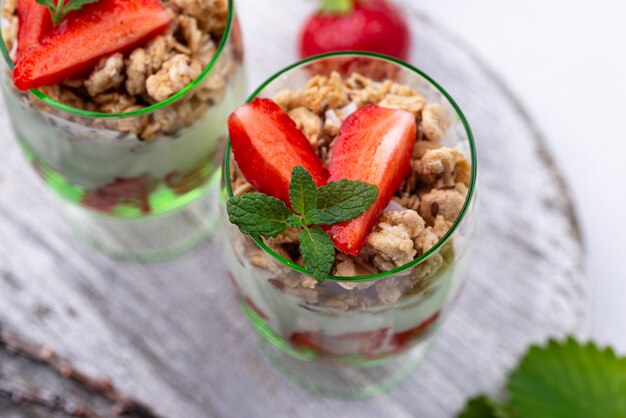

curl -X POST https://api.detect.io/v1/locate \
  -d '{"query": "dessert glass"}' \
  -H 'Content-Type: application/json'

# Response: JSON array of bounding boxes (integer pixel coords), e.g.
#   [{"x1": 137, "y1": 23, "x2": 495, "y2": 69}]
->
[
  {"x1": 220, "y1": 52, "x2": 477, "y2": 398},
  {"x1": 0, "y1": 0, "x2": 246, "y2": 260}
]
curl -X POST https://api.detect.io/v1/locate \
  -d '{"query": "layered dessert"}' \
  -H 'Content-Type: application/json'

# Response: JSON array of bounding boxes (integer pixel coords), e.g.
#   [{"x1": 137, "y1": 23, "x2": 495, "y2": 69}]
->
[
  {"x1": 1, "y1": 0, "x2": 245, "y2": 216},
  {"x1": 223, "y1": 70, "x2": 474, "y2": 362}
]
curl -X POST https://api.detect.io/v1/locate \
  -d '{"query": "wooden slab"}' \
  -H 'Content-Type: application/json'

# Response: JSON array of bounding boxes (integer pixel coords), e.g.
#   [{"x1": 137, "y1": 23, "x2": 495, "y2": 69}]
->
[{"x1": 0, "y1": 1, "x2": 587, "y2": 417}]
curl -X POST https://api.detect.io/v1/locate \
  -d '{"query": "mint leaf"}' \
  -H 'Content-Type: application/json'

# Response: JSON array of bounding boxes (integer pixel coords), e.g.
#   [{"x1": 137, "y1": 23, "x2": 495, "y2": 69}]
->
[
  {"x1": 226, "y1": 193, "x2": 292, "y2": 238},
  {"x1": 458, "y1": 396, "x2": 512, "y2": 418},
  {"x1": 299, "y1": 226, "x2": 335, "y2": 280},
  {"x1": 289, "y1": 166, "x2": 318, "y2": 217},
  {"x1": 308, "y1": 179, "x2": 378, "y2": 225},
  {"x1": 63, "y1": 0, "x2": 100, "y2": 13},
  {"x1": 508, "y1": 338, "x2": 626, "y2": 418},
  {"x1": 287, "y1": 215, "x2": 303, "y2": 228},
  {"x1": 35, "y1": 0, "x2": 55, "y2": 8}
]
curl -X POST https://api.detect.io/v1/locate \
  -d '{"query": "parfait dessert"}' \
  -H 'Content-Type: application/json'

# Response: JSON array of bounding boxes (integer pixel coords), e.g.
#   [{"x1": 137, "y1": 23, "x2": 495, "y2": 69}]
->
[
  {"x1": 0, "y1": 0, "x2": 245, "y2": 256},
  {"x1": 221, "y1": 53, "x2": 476, "y2": 397}
]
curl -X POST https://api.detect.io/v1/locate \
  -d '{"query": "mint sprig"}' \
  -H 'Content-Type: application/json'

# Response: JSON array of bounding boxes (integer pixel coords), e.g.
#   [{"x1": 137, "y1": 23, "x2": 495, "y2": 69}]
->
[
  {"x1": 457, "y1": 337, "x2": 626, "y2": 418},
  {"x1": 37, "y1": 0, "x2": 100, "y2": 25},
  {"x1": 226, "y1": 166, "x2": 378, "y2": 280}
]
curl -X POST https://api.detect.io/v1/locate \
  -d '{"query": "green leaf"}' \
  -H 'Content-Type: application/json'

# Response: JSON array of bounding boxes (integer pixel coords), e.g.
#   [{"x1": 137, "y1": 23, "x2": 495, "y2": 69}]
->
[
  {"x1": 320, "y1": 0, "x2": 353, "y2": 14},
  {"x1": 308, "y1": 179, "x2": 378, "y2": 225},
  {"x1": 226, "y1": 193, "x2": 292, "y2": 238},
  {"x1": 35, "y1": 0, "x2": 56, "y2": 8},
  {"x1": 64, "y1": 0, "x2": 100, "y2": 13},
  {"x1": 508, "y1": 338, "x2": 626, "y2": 418},
  {"x1": 298, "y1": 226, "x2": 335, "y2": 281},
  {"x1": 458, "y1": 396, "x2": 512, "y2": 418},
  {"x1": 286, "y1": 215, "x2": 303, "y2": 228},
  {"x1": 289, "y1": 166, "x2": 318, "y2": 217}
]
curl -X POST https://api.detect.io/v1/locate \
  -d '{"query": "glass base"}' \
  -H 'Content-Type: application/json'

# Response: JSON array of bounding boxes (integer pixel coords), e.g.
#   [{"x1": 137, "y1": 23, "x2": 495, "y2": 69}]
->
[
  {"x1": 58, "y1": 173, "x2": 221, "y2": 262},
  {"x1": 240, "y1": 301, "x2": 435, "y2": 399},
  {"x1": 257, "y1": 325, "x2": 433, "y2": 399}
]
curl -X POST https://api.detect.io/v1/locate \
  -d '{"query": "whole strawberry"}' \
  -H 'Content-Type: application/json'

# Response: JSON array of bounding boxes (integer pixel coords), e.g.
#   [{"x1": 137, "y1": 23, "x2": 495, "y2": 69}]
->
[{"x1": 299, "y1": 0, "x2": 411, "y2": 61}]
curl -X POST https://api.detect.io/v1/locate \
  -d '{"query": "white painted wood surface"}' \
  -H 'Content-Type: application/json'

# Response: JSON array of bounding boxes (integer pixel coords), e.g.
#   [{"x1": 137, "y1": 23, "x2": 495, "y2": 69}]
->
[{"x1": 0, "y1": 1, "x2": 588, "y2": 417}]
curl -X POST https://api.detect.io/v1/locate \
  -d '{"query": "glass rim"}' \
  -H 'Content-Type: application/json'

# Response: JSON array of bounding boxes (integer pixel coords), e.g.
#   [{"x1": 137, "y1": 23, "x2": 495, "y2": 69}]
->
[
  {"x1": 223, "y1": 51, "x2": 477, "y2": 283},
  {"x1": 0, "y1": 0, "x2": 235, "y2": 119}
]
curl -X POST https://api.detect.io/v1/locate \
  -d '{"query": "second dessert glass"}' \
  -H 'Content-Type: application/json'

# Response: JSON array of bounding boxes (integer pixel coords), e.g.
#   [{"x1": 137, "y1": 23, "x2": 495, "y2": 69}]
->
[
  {"x1": 220, "y1": 52, "x2": 477, "y2": 398},
  {"x1": 0, "y1": 0, "x2": 246, "y2": 260}
]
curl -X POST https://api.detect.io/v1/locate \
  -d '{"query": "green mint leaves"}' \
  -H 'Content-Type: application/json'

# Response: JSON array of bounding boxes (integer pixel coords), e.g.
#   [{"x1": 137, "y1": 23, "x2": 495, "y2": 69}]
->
[
  {"x1": 458, "y1": 338, "x2": 626, "y2": 418},
  {"x1": 37, "y1": 0, "x2": 100, "y2": 25},
  {"x1": 309, "y1": 179, "x2": 379, "y2": 225},
  {"x1": 226, "y1": 166, "x2": 378, "y2": 280},
  {"x1": 299, "y1": 226, "x2": 336, "y2": 280},
  {"x1": 226, "y1": 193, "x2": 294, "y2": 238},
  {"x1": 289, "y1": 166, "x2": 318, "y2": 218}
]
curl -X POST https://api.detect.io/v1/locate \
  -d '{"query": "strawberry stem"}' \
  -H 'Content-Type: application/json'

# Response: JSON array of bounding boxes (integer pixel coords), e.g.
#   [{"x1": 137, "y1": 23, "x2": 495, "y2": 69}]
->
[{"x1": 320, "y1": 0, "x2": 353, "y2": 14}]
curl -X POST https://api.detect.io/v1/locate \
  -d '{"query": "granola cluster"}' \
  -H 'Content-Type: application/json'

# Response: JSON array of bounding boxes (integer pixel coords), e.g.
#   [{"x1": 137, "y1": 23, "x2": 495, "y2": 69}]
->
[
  {"x1": 1, "y1": 0, "x2": 238, "y2": 141},
  {"x1": 230, "y1": 71, "x2": 471, "y2": 308}
]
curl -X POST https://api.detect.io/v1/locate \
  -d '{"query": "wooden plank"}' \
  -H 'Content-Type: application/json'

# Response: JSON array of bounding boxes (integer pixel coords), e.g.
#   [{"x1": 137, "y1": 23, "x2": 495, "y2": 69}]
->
[{"x1": 0, "y1": 1, "x2": 587, "y2": 417}]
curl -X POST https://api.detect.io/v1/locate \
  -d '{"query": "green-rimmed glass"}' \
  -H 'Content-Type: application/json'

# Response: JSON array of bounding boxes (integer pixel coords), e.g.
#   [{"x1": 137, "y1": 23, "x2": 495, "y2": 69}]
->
[
  {"x1": 219, "y1": 52, "x2": 477, "y2": 398},
  {"x1": 0, "y1": 0, "x2": 246, "y2": 260}
]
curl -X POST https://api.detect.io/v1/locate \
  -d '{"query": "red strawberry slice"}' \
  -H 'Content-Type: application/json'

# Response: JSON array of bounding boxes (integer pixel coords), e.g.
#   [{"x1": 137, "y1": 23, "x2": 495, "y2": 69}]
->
[
  {"x1": 12, "y1": 0, "x2": 171, "y2": 91},
  {"x1": 328, "y1": 105, "x2": 416, "y2": 255},
  {"x1": 15, "y1": 0, "x2": 52, "y2": 62},
  {"x1": 228, "y1": 98, "x2": 329, "y2": 206}
]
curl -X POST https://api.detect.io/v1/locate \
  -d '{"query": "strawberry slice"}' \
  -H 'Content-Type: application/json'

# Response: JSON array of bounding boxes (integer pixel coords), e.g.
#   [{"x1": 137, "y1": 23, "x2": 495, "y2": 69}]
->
[
  {"x1": 12, "y1": 0, "x2": 171, "y2": 91},
  {"x1": 15, "y1": 0, "x2": 52, "y2": 62},
  {"x1": 327, "y1": 105, "x2": 416, "y2": 255},
  {"x1": 228, "y1": 98, "x2": 329, "y2": 206}
]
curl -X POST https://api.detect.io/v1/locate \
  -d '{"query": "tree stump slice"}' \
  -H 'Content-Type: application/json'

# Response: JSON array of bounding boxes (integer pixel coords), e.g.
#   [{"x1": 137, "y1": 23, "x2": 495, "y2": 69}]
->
[{"x1": 0, "y1": 2, "x2": 588, "y2": 417}]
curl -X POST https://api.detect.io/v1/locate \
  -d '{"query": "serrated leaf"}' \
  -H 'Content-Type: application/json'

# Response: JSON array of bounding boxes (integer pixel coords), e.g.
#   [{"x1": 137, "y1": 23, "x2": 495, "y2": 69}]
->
[
  {"x1": 308, "y1": 179, "x2": 378, "y2": 225},
  {"x1": 458, "y1": 396, "x2": 512, "y2": 418},
  {"x1": 299, "y1": 226, "x2": 335, "y2": 280},
  {"x1": 508, "y1": 337, "x2": 626, "y2": 418},
  {"x1": 226, "y1": 193, "x2": 292, "y2": 238},
  {"x1": 289, "y1": 166, "x2": 318, "y2": 217}
]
